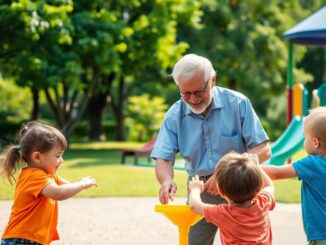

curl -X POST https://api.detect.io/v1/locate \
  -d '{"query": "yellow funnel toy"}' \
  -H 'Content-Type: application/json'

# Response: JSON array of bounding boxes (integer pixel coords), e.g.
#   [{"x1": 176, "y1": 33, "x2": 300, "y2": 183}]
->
[{"x1": 155, "y1": 205, "x2": 202, "y2": 245}]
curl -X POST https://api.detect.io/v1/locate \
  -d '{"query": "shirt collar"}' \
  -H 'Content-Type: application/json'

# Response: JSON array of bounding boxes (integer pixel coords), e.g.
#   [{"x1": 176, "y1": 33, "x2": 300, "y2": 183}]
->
[{"x1": 182, "y1": 86, "x2": 224, "y2": 116}]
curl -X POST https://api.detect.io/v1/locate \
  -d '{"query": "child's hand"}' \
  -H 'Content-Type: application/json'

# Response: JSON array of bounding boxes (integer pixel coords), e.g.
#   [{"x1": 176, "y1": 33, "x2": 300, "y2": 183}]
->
[
  {"x1": 80, "y1": 176, "x2": 97, "y2": 189},
  {"x1": 248, "y1": 153, "x2": 259, "y2": 165},
  {"x1": 188, "y1": 175, "x2": 204, "y2": 193}
]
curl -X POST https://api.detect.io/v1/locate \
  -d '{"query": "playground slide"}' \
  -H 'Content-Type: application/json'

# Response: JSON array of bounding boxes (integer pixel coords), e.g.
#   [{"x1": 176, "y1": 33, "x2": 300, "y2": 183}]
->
[{"x1": 263, "y1": 116, "x2": 304, "y2": 166}]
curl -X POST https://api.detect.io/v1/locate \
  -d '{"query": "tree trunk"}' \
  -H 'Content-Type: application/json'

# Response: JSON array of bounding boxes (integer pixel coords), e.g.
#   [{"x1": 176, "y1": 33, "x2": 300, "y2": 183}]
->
[
  {"x1": 88, "y1": 92, "x2": 107, "y2": 140},
  {"x1": 111, "y1": 76, "x2": 125, "y2": 141},
  {"x1": 116, "y1": 76, "x2": 126, "y2": 141},
  {"x1": 86, "y1": 73, "x2": 115, "y2": 140},
  {"x1": 43, "y1": 76, "x2": 97, "y2": 138},
  {"x1": 31, "y1": 87, "x2": 39, "y2": 120}
]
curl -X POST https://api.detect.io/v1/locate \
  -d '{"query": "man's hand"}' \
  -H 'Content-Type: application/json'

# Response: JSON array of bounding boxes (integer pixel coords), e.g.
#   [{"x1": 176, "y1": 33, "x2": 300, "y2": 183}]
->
[
  {"x1": 188, "y1": 175, "x2": 204, "y2": 193},
  {"x1": 204, "y1": 175, "x2": 219, "y2": 195},
  {"x1": 159, "y1": 180, "x2": 177, "y2": 204}
]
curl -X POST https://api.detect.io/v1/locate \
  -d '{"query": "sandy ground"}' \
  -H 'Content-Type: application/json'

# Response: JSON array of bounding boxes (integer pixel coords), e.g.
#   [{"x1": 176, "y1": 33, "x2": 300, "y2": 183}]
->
[{"x1": 0, "y1": 197, "x2": 307, "y2": 245}]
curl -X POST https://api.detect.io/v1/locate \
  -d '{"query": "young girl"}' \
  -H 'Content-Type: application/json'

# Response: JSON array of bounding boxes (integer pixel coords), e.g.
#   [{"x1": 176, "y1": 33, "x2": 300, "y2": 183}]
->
[
  {"x1": 189, "y1": 152, "x2": 275, "y2": 244},
  {"x1": 0, "y1": 121, "x2": 97, "y2": 245}
]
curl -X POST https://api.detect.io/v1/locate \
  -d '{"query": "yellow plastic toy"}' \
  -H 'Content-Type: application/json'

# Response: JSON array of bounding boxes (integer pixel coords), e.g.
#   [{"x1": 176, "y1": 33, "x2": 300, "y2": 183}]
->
[{"x1": 155, "y1": 204, "x2": 202, "y2": 245}]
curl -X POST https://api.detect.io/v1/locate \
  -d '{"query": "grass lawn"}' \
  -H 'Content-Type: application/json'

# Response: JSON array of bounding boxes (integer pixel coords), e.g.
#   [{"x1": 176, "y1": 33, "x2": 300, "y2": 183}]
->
[{"x1": 0, "y1": 141, "x2": 307, "y2": 203}]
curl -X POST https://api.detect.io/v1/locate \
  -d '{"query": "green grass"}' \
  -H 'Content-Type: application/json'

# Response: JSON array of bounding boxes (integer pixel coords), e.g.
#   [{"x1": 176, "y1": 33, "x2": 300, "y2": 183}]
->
[
  {"x1": 273, "y1": 178, "x2": 301, "y2": 203},
  {"x1": 0, "y1": 141, "x2": 307, "y2": 203}
]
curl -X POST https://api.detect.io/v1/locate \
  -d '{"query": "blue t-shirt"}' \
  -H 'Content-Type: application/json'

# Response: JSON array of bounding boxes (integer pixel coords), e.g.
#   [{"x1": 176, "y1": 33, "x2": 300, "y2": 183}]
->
[
  {"x1": 292, "y1": 155, "x2": 326, "y2": 240},
  {"x1": 151, "y1": 86, "x2": 269, "y2": 176}
]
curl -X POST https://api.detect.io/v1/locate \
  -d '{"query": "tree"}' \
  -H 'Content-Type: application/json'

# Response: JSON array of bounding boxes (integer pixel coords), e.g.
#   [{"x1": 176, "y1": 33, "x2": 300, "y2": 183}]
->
[
  {"x1": 178, "y1": 0, "x2": 323, "y2": 119},
  {"x1": 0, "y1": 0, "x2": 78, "y2": 129},
  {"x1": 0, "y1": 0, "x2": 120, "y2": 136},
  {"x1": 0, "y1": 0, "x2": 202, "y2": 140},
  {"x1": 88, "y1": 0, "x2": 203, "y2": 140}
]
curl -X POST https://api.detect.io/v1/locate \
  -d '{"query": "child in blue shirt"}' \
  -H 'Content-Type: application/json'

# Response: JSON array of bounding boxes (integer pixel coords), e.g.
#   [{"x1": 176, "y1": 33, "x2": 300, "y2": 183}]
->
[{"x1": 262, "y1": 106, "x2": 326, "y2": 245}]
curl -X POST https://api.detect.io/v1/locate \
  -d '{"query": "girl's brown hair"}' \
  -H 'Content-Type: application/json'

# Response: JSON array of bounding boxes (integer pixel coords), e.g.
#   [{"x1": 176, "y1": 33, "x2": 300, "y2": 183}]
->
[
  {"x1": 0, "y1": 121, "x2": 67, "y2": 184},
  {"x1": 214, "y1": 152, "x2": 262, "y2": 204}
]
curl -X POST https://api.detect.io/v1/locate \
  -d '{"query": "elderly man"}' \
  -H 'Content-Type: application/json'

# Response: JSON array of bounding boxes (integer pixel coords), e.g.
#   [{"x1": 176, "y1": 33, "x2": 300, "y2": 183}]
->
[{"x1": 151, "y1": 54, "x2": 271, "y2": 245}]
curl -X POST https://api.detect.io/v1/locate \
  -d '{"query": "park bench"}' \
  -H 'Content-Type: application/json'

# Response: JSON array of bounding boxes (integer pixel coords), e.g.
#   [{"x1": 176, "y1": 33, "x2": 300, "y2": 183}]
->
[{"x1": 121, "y1": 135, "x2": 157, "y2": 165}]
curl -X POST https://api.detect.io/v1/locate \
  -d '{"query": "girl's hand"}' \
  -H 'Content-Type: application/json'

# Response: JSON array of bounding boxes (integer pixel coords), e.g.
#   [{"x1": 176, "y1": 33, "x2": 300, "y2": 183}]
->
[
  {"x1": 189, "y1": 175, "x2": 204, "y2": 193},
  {"x1": 80, "y1": 176, "x2": 97, "y2": 189}
]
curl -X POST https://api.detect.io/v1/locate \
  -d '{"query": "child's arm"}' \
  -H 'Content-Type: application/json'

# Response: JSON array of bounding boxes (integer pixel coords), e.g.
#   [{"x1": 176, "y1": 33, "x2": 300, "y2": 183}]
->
[
  {"x1": 259, "y1": 165, "x2": 275, "y2": 198},
  {"x1": 189, "y1": 175, "x2": 212, "y2": 216},
  {"x1": 261, "y1": 164, "x2": 298, "y2": 180},
  {"x1": 59, "y1": 177, "x2": 70, "y2": 184},
  {"x1": 249, "y1": 154, "x2": 275, "y2": 197},
  {"x1": 41, "y1": 176, "x2": 97, "y2": 201},
  {"x1": 248, "y1": 141, "x2": 271, "y2": 164}
]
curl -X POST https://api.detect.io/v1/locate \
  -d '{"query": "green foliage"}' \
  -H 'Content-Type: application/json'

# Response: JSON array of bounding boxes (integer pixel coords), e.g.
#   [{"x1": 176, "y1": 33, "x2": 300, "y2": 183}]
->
[
  {"x1": 125, "y1": 94, "x2": 168, "y2": 141},
  {"x1": 69, "y1": 121, "x2": 90, "y2": 141},
  {"x1": 69, "y1": 120, "x2": 117, "y2": 141},
  {"x1": 0, "y1": 0, "x2": 202, "y2": 138},
  {"x1": 0, "y1": 79, "x2": 32, "y2": 122},
  {"x1": 0, "y1": 0, "x2": 74, "y2": 86},
  {"x1": 263, "y1": 94, "x2": 287, "y2": 141},
  {"x1": 102, "y1": 121, "x2": 117, "y2": 140},
  {"x1": 0, "y1": 0, "x2": 118, "y2": 134},
  {"x1": 0, "y1": 0, "x2": 324, "y2": 142},
  {"x1": 179, "y1": 0, "x2": 324, "y2": 118},
  {"x1": 102, "y1": 0, "x2": 203, "y2": 140}
]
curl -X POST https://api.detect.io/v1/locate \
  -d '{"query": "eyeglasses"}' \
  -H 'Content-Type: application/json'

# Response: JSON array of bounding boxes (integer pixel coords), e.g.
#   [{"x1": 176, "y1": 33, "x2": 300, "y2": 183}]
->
[{"x1": 178, "y1": 78, "x2": 210, "y2": 99}]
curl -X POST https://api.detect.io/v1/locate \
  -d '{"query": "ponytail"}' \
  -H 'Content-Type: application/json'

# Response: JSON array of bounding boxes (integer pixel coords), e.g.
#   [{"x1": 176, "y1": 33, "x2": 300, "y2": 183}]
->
[{"x1": 1, "y1": 145, "x2": 23, "y2": 185}]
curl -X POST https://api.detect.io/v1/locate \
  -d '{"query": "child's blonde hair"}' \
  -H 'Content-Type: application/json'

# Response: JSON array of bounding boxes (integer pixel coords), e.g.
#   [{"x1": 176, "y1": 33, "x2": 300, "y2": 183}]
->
[
  {"x1": 214, "y1": 152, "x2": 262, "y2": 204},
  {"x1": 304, "y1": 106, "x2": 326, "y2": 145},
  {"x1": 0, "y1": 121, "x2": 67, "y2": 184}
]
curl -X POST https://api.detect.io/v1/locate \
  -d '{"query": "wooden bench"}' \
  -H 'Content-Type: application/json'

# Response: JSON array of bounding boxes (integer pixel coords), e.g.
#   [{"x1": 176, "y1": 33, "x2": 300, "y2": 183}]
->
[{"x1": 121, "y1": 135, "x2": 157, "y2": 165}]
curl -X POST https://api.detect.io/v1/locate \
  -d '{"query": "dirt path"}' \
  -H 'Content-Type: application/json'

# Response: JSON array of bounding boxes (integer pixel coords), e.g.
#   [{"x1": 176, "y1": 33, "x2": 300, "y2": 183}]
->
[{"x1": 0, "y1": 197, "x2": 306, "y2": 245}]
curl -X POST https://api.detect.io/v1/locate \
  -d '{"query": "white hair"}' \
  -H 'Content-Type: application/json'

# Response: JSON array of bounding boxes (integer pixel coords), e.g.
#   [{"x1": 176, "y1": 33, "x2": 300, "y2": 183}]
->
[{"x1": 171, "y1": 54, "x2": 216, "y2": 85}]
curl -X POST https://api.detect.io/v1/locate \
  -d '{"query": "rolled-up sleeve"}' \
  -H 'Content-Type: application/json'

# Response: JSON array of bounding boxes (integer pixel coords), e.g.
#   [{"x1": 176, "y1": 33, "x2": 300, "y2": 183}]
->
[
  {"x1": 240, "y1": 97, "x2": 269, "y2": 149},
  {"x1": 151, "y1": 107, "x2": 179, "y2": 161}
]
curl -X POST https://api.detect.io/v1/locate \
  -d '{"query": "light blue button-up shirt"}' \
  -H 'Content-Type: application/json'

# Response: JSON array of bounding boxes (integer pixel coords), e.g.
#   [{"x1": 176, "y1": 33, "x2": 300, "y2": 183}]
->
[{"x1": 151, "y1": 86, "x2": 269, "y2": 176}]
